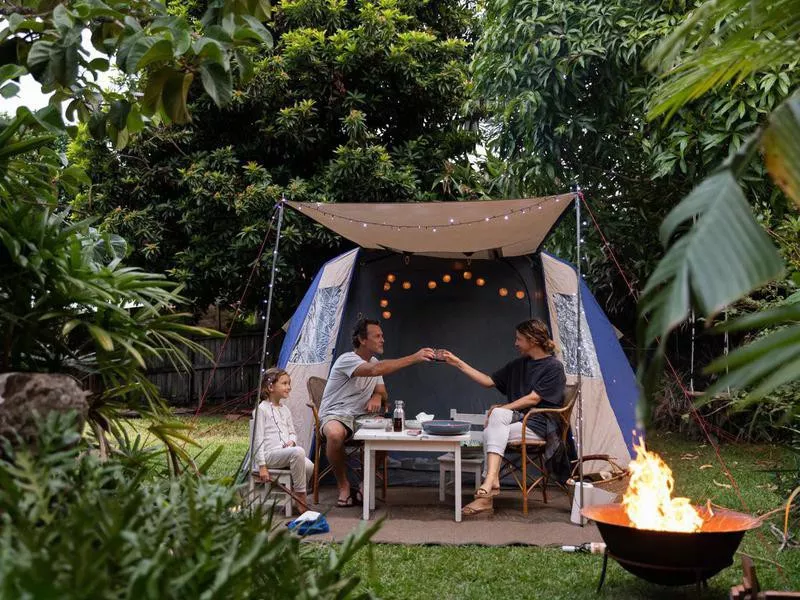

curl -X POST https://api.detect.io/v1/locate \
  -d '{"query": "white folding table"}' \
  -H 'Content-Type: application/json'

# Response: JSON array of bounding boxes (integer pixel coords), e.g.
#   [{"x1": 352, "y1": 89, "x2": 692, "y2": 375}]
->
[{"x1": 353, "y1": 429, "x2": 477, "y2": 522}]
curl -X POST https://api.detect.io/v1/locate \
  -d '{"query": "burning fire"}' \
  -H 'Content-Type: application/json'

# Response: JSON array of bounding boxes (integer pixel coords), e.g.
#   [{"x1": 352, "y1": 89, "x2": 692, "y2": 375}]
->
[{"x1": 622, "y1": 438, "x2": 705, "y2": 533}]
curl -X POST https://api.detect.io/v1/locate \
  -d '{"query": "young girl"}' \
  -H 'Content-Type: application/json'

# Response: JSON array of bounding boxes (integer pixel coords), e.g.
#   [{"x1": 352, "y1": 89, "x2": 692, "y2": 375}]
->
[{"x1": 252, "y1": 367, "x2": 313, "y2": 514}]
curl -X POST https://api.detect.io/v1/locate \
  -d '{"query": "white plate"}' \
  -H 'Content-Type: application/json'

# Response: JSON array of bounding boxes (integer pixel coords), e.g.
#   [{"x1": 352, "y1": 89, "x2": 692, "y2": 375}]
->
[{"x1": 358, "y1": 418, "x2": 388, "y2": 429}]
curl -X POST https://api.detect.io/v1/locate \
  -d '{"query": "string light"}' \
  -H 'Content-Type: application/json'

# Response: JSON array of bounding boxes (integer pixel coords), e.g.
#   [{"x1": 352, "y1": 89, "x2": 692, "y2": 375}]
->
[
  {"x1": 387, "y1": 274, "x2": 396, "y2": 282},
  {"x1": 384, "y1": 282, "x2": 391, "y2": 291},
  {"x1": 442, "y1": 274, "x2": 452, "y2": 283},
  {"x1": 293, "y1": 194, "x2": 569, "y2": 229},
  {"x1": 382, "y1": 310, "x2": 392, "y2": 319},
  {"x1": 499, "y1": 288, "x2": 508, "y2": 297},
  {"x1": 515, "y1": 290, "x2": 525, "y2": 299},
  {"x1": 463, "y1": 271, "x2": 473, "y2": 280},
  {"x1": 428, "y1": 281, "x2": 437, "y2": 289},
  {"x1": 476, "y1": 277, "x2": 485, "y2": 286},
  {"x1": 380, "y1": 299, "x2": 389, "y2": 307},
  {"x1": 402, "y1": 281, "x2": 411, "y2": 290}
]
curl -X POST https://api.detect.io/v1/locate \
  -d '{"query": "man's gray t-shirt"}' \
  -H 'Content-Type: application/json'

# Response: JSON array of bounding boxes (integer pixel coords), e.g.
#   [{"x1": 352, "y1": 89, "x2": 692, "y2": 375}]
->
[{"x1": 319, "y1": 352, "x2": 384, "y2": 419}]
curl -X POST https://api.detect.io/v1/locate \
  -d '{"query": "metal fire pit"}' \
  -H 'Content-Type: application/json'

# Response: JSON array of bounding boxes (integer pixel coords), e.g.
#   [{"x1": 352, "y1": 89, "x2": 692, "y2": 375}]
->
[{"x1": 583, "y1": 504, "x2": 761, "y2": 589}]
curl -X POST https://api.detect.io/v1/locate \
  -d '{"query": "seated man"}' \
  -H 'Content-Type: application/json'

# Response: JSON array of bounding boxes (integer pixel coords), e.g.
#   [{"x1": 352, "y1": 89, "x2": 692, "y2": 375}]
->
[{"x1": 319, "y1": 317, "x2": 434, "y2": 507}]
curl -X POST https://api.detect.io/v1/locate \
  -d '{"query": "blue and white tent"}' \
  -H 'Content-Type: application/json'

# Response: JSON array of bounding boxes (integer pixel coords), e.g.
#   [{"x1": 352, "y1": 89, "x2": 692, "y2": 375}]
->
[{"x1": 276, "y1": 197, "x2": 636, "y2": 469}]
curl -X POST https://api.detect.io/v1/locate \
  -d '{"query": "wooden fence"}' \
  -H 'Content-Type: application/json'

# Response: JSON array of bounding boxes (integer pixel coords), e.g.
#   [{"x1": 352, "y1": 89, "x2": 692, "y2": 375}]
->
[{"x1": 146, "y1": 330, "x2": 283, "y2": 408}]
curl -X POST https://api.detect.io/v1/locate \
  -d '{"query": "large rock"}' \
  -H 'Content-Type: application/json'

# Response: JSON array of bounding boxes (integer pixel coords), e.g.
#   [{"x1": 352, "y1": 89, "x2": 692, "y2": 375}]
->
[{"x1": 0, "y1": 372, "x2": 90, "y2": 449}]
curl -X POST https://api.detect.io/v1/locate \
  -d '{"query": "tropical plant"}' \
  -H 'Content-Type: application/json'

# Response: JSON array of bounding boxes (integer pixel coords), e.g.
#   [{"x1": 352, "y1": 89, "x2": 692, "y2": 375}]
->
[
  {"x1": 0, "y1": 0, "x2": 273, "y2": 461},
  {"x1": 468, "y1": 0, "x2": 797, "y2": 331},
  {"x1": 0, "y1": 411, "x2": 378, "y2": 599},
  {"x1": 638, "y1": 0, "x2": 800, "y2": 418},
  {"x1": 66, "y1": 0, "x2": 480, "y2": 319}
]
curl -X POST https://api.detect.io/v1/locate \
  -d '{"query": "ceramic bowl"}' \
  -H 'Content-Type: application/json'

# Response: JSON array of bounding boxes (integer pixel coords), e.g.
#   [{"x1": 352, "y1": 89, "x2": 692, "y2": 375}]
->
[{"x1": 421, "y1": 420, "x2": 471, "y2": 435}]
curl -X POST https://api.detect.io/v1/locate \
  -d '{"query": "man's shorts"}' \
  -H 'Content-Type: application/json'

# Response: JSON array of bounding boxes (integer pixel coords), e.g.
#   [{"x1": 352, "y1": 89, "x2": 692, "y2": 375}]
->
[{"x1": 319, "y1": 414, "x2": 371, "y2": 440}]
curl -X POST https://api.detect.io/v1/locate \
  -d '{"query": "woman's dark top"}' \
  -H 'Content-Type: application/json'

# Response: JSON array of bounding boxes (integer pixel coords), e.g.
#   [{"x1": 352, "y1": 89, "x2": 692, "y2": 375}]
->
[{"x1": 490, "y1": 355, "x2": 567, "y2": 438}]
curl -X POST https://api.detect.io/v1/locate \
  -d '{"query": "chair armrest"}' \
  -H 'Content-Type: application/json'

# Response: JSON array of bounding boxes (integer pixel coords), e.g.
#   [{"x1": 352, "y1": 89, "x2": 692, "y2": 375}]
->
[{"x1": 306, "y1": 403, "x2": 320, "y2": 429}]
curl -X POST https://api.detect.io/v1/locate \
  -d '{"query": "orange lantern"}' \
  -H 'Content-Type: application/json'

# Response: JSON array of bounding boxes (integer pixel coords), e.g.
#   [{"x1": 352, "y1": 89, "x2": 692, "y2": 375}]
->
[
  {"x1": 380, "y1": 299, "x2": 389, "y2": 307},
  {"x1": 442, "y1": 274, "x2": 452, "y2": 283},
  {"x1": 428, "y1": 281, "x2": 437, "y2": 289},
  {"x1": 499, "y1": 287, "x2": 508, "y2": 297},
  {"x1": 387, "y1": 274, "x2": 396, "y2": 283},
  {"x1": 476, "y1": 277, "x2": 485, "y2": 287},
  {"x1": 382, "y1": 311, "x2": 392, "y2": 319},
  {"x1": 463, "y1": 271, "x2": 473, "y2": 280},
  {"x1": 515, "y1": 290, "x2": 525, "y2": 299},
  {"x1": 383, "y1": 282, "x2": 391, "y2": 291},
  {"x1": 402, "y1": 281, "x2": 411, "y2": 290}
]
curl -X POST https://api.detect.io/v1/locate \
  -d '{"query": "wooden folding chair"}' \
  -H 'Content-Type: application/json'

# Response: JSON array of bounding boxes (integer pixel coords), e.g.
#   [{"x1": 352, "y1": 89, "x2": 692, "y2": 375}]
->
[
  {"x1": 499, "y1": 383, "x2": 579, "y2": 515},
  {"x1": 306, "y1": 376, "x2": 389, "y2": 504}
]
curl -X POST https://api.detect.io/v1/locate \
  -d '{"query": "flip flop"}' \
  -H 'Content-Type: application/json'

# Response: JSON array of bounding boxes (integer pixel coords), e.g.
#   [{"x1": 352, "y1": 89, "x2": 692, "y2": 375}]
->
[
  {"x1": 336, "y1": 489, "x2": 364, "y2": 508},
  {"x1": 475, "y1": 486, "x2": 500, "y2": 498}
]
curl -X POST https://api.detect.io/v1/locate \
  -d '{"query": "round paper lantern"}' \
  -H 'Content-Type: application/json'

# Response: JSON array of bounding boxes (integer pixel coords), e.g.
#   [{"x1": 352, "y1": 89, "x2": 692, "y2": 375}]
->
[
  {"x1": 463, "y1": 271, "x2": 473, "y2": 280},
  {"x1": 499, "y1": 287, "x2": 508, "y2": 297},
  {"x1": 386, "y1": 274, "x2": 396, "y2": 283},
  {"x1": 380, "y1": 299, "x2": 389, "y2": 307},
  {"x1": 442, "y1": 274, "x2": 452, "y2": 283},
  {"x1": 383, "y1": 282, "x2": 391, "y2": 291},
  {"x1": 476, "y1": 278, "x2": 485, "y2": 287},
  {"x1": 428, "y1": 281, "x2": 437, "y2": 289},
  {"x1": 382, "y1": 311, "x2": 392, "y2": 319},
  {"x1": 515, "y1": 290, "x2": 525, "y2": 299},
  {"x1": 402, "y1": 281, "x2": 411, "y2": 290}
]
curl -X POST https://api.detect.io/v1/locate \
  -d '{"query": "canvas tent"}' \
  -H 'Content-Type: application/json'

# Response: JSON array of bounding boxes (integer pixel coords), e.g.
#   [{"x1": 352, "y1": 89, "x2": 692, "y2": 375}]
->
[{"x1": 270, "y1": 196, "x2": 637, "y2": 473}]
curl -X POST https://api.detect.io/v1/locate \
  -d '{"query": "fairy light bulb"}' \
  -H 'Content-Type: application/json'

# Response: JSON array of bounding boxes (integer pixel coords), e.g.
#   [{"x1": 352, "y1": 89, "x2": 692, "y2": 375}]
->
[
  {"x1": 402, "y1": 281, "x2": 411, "y2": 290},
  {"x1": 382, "y1": 311, "x2": 392, "y2": 319},
  {"x1": 380, "y1": 299, "x2": 389, "y2": 307},
  {"x1": 476, "y1": 278, "x2": 485, "y2": 287},
  {"x1": 384, "y1": 283, "x2": 391, "y2": 291},
  {"x1": 463, "y1": 271, "x2": 473, "y2": 280},
  {"x1": 387, "y1": 274, "x2": 396, "y2": 283},
  {"x1": 442, "y1": 274, "x2": 452, "y2": 283},
  {"x1": 428, "y1": 281, "x2": 437, "y2": 289},
  {"x1": 499, "y1": 287, "x2": 508, "y2": 297},
  {"x1": 515, "y1": 290, "x2": 525, "y2": 299}
]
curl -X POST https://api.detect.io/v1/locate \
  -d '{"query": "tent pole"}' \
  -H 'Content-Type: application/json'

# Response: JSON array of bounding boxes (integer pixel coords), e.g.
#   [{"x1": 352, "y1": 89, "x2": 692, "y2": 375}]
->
[
  {"x1": 574, "y1": 186, "x2": 584, "y2": 525},
  {"x1": 249, "y1": 198, "x2": 286, "y2": 476}
]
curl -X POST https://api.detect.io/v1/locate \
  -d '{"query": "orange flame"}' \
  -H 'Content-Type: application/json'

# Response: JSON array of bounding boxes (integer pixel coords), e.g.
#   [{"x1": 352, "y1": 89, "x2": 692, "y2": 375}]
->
[{"x1": 622, "y1": 438, "x2": 704, "y2": 532}]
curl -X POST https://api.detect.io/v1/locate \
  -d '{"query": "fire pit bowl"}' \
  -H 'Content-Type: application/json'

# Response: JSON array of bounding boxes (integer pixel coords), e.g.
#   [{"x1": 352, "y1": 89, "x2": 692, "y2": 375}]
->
[{"x1": 583, "y1": 503, "x2": 761, "y2": 587}]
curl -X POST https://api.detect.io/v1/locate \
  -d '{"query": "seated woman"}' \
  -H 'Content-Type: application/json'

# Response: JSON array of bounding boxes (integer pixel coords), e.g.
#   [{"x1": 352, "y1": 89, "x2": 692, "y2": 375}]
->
[{"x1": 443, "y1": 318, "x2": 566, "y2": 516}]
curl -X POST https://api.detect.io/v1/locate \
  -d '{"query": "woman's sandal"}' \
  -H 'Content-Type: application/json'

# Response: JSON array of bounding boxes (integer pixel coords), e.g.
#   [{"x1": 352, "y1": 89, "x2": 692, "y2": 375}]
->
[
  {"x1": 474, "y1": 485, "x2": 500, "y2": 498},
  {"x1": 462, "y1": 501, "x2": 494, "y2": 517}
]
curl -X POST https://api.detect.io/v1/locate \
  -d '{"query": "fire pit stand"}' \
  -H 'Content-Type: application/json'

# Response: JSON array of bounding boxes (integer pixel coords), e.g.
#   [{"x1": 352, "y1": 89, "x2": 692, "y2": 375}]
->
[
  {"x1": 583, "y1": 504, "x2": 761, "y2": 592},
  {"x1": 596, "y1": 549, "x2": 720, "y2": 593}
]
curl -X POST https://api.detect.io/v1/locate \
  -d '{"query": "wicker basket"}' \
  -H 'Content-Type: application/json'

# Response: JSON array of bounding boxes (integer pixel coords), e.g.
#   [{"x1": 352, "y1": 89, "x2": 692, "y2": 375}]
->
[{"x1": 569, "y1": 454, "x2": 630, "y2": 503}]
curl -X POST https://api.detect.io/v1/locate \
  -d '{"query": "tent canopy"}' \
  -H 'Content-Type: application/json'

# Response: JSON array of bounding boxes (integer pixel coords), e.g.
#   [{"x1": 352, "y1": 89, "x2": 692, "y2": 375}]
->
[{"x1": 286, "y1": 194, "x2": 573, "y2": 258}]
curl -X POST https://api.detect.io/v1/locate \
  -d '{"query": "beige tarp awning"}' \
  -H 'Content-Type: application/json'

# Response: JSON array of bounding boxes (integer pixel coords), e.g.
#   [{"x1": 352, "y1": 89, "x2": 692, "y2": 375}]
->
[{"x1": 287, "y1": 194, "x2": 574, "y2": 258}]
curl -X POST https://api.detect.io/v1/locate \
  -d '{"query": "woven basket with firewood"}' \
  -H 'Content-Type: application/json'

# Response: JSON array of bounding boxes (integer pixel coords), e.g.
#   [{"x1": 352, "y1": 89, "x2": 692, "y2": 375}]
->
[{"x1": 569, "y1": 454, "x2": 630, "y2": 503}]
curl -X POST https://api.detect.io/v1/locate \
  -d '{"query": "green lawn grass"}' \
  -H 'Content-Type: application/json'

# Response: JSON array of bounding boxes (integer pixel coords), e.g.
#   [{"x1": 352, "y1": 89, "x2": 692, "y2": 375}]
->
[{"x1": 136, "y1": 415, "x2": 799, "y2": 599}]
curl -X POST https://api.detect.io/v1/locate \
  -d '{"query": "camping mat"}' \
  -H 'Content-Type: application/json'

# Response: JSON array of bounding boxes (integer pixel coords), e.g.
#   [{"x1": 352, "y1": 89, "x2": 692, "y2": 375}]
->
[{"x1": 287, "y1": 486, "x2": 603, "y2": 546}]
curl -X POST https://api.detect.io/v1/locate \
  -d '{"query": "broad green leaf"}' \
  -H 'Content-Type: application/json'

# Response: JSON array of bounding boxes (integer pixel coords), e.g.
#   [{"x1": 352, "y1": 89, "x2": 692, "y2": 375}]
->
[
  {"x1": 658, "y1": 171, "x2": 784, "y2": 318},
  {"x1": 199, "y1": 62, "x2": 232, "y2": 107},
  {"x1": 127, "y1": 37, "x2": 173, "y2": 72},
  {"x1": 0, "y1": 64, "x2": 26, "y2": 84},
  {"x1": 162, "y1": 70, "x2": 194, "y2": 124},
  {"x1": 108, "y1": 99, "x2": 131, "y2": 131},
  {"x1": 1, "y1": 82, "x2": 20, "y2": 99},
  {"x1": 762, "y1": 93, "x2": 800, "y2": 209},
  {"x1": 141, "y1": 67, "x2": 171, "y2": 116},
  {"x1": 52, "y1": 4, "x2": 75, "y2": 32}
]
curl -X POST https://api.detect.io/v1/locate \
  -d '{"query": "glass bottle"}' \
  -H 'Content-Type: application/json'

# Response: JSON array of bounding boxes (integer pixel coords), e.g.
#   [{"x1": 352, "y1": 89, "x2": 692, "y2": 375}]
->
[{"x1": 392, "y1": 400, "x2": 405, "y2": 432}]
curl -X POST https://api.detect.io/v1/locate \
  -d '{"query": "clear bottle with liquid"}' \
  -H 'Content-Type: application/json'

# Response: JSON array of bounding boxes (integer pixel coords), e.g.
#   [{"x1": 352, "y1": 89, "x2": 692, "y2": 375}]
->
[{"x1": 392, "y1": 400, "x2": 405, "y2": 432}]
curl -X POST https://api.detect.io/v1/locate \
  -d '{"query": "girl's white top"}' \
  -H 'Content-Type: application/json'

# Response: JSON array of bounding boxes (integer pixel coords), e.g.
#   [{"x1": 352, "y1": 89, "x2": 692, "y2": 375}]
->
[{"x1": 252, "y1": 400, "x2": 298, "y2": 468}]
